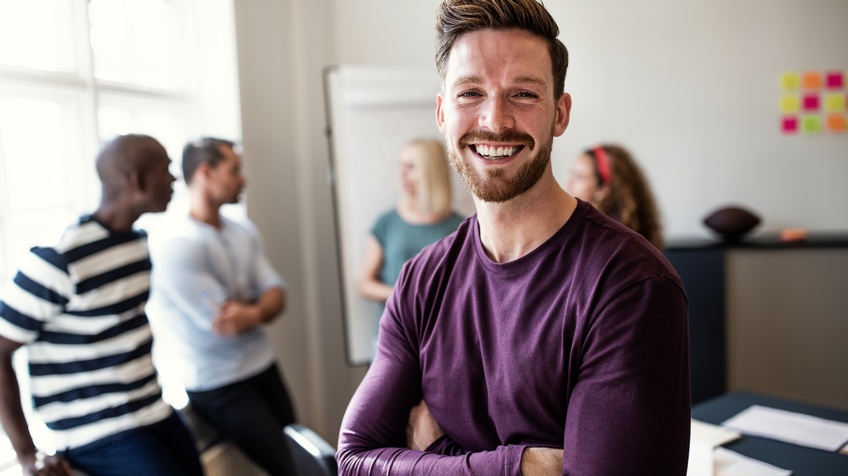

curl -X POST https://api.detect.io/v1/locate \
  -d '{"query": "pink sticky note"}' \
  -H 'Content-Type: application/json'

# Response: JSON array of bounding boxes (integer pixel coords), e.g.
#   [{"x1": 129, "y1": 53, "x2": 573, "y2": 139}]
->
[
  {"x1": 825, "y1": 71, "x2": 844, "y2": 89},
  {"x1": 782, "y1": 116, "x2": 798, "y2": 134},
  {"x1": 802, "y1": 94, "x2": 820, "y2": 111}
]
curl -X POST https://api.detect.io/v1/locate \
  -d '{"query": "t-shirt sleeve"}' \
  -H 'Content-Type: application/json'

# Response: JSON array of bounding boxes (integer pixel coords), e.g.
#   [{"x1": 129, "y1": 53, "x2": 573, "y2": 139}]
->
[
  {"x1": 0, "y1": 247, "x2": 71, "y2": 344},
  {"x1": 562, "y1": 276, "x2": 691, "y2": 475},
  {"x1": 336, "y1": 261, "x2": 526, "y2": 475},
  {"x1": 370, "y1": 211, "x2": 391, "y2": 248}
]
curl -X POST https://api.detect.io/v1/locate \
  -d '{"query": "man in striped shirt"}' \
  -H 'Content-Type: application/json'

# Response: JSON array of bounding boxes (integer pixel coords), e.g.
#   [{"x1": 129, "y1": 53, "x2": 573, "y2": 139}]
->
[{"x1": 0, "y1": 135, "x2": 204, "y2": 476}]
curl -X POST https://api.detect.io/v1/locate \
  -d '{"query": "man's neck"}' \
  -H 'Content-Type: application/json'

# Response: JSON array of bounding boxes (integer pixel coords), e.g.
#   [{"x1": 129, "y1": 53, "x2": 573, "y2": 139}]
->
[
  {"x1": 189, "y1": 200, "x2": 222, "y2": 229},
  {"x1": 93, "y1": 203, "x2": 139, "y2": 233},
  {"x1": 474, "y1": 176, "x2": 576, "y2": 263}
]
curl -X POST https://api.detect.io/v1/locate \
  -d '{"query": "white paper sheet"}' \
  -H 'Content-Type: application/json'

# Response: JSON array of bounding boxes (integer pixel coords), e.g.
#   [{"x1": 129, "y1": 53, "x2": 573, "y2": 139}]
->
[
  {"x1": 688, "y1": 419, "x2": 742, "y2": 476},
  {"x1": 714, "y1": 447, "x2": 792, "y2": 476},
  {"x1": 686, "y1": 442, "x2": 715, "y2": 476},
  {"x1": 721, "y1": 405, "x2": 848, "y2": 452},
  {"x1": 692, "y1": 419, "x2": 742, "y2": 447}
]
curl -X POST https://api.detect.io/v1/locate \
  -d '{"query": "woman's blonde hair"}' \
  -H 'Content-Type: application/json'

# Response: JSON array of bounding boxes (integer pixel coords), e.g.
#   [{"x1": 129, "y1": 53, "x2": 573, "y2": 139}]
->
[{"x1": 405, "y1": 138, "x2": 453, "y2": 216}]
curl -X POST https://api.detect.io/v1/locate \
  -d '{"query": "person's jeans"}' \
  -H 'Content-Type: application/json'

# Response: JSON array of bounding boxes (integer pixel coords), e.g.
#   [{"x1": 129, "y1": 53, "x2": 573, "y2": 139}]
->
[
  {"x1": 187, "y1": 363, "x2": 297, "y2": 475},
  {"x1": 62, "y1": 411, "x2": 204, "y2": 476}
]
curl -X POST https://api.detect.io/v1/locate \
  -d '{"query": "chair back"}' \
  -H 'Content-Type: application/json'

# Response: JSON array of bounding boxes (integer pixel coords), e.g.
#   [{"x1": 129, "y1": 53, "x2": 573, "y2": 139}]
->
[{"x1": 283, "y1": 424, "x2": 338, "y2": 476}]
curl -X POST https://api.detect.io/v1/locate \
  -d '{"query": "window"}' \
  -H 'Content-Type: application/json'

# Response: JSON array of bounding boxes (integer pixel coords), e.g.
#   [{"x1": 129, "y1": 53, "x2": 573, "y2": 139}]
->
[{"x1": 0, "y1": 0, "x2": 241, "y2": 462}]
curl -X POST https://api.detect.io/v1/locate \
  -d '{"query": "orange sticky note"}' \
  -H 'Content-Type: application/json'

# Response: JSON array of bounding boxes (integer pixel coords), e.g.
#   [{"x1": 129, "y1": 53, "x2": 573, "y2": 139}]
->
[
  {"x1": 826, "y1": 114, "x2": 847, "y2": 133},
  {"x1": 802, "y1": 71, "x2": 822, "y2": 90},
  {"x1": 780, "y1": 72, "x2": 801, "y2": 90},
  {"x1": 780, "y1": 95, "x2": 800, "y2": 113},
  {"x1": 824, "y1": 93, "x2": 846, "y2": 113}
]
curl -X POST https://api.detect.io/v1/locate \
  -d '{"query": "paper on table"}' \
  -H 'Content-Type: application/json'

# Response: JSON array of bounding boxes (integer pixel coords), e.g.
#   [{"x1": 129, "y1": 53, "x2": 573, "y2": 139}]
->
[
  {"x1": 692, "y1": 419, "x2": 742, "y2": 447},
  {"x1": 714, "y1": 447, "x2": 792, "y2": 476},
  {"x1": 722, "y1": 405, "x2": 848, "y2": 452},
  {"x1": 687, "y1": 442, "x2": 714, "y2": 476},
  {"x1": 687, "y1": 419, "x2": 742, "y2": 476}
]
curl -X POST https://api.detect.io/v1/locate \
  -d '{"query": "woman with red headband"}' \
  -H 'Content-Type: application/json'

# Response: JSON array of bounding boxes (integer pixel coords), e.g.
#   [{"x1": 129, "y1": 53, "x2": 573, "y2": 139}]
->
[{"x1": 566, "y1": 144, "x2": 664, "y2": 249}]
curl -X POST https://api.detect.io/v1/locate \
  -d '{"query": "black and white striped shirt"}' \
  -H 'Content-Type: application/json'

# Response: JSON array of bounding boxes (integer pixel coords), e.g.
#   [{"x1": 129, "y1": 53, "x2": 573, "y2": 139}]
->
[{"x1": 0, "y1": 215, "x2": 171, "y2": 450}]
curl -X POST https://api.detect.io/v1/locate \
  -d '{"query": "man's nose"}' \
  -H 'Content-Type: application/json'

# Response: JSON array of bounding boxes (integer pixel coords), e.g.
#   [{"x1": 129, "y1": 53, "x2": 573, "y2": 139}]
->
[{"x1": 477, "y1": 96, "x2": 514, "y2": 132}]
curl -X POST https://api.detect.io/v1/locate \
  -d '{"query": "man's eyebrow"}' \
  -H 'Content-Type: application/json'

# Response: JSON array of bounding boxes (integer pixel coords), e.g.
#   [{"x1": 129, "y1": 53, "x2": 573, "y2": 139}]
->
[
  {"x1": 450, "y1": 75, "x2": 548, "y2": 88},
  {"x1": 452, "y1": 75, "x2": 481, "y2": 87},
  {"x1": 513, "y1": 76, "x2": 547, "y2": 87}
]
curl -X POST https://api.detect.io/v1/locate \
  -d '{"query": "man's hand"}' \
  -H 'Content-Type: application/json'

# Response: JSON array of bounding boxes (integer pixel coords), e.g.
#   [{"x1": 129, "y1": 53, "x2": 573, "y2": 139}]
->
[
  {"x1": 21, "y1": 453, "x2": 74, "y2": 476},
  {"x1": 212, "y1": 301, "x2": 261, "y2": 335},
  {"x1": 406, "y1": 400, "x2": 444, "y2": 451},
  {"x1": 520, "y1": 447, "x2": 563, "y2": 476}
]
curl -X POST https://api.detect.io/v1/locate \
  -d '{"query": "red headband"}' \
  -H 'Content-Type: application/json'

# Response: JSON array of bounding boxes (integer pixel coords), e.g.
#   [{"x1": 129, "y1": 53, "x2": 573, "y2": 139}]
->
[{"x1": 592, "y1": 146, "x2": 611, "y2": 185}]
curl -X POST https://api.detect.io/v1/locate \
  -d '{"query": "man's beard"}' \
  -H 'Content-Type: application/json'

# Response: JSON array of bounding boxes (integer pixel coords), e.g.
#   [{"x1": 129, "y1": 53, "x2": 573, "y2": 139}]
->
[{"x1": 448, "y1": 128, "x2": 553, "y2": 203}]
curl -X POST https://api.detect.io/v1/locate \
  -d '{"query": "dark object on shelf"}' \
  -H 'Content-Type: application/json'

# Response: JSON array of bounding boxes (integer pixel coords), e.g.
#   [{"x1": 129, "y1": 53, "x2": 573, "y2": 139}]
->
[{"x1": 703, "y1": 206, "x2": 760, "y2": 241}]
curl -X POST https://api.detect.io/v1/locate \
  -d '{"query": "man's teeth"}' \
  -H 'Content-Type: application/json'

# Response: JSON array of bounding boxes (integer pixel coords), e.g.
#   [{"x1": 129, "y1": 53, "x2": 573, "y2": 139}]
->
[{"x1": 475, "y1": 145, "x2": 518, "y2": 158}]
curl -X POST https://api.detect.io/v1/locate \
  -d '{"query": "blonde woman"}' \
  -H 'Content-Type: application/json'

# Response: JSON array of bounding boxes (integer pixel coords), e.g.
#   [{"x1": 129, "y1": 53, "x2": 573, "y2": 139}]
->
[{"x1": 359, "y1": 139, "x2": 463, "y2": 347}]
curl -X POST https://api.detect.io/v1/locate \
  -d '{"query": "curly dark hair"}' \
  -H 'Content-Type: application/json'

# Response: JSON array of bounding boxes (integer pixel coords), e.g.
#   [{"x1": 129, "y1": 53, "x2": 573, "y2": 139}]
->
[{"x1": 587, "y1": 144, "x2": 664, "y2": 249}]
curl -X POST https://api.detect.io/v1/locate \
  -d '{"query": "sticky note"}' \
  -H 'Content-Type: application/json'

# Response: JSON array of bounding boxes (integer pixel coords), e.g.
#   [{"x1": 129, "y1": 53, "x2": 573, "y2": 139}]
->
[
  {"x1": 780, "y1": 72, "x2": 801, "y2": 90},
  {"x1": 826, "y1": 114, "x2": 847, "y2": 133},
  {"x1": 825, "y1": 71, "x2": 844, "y2": 89},
  {"x1": 780, "y1": 95, "x2": 800, "y2": 113},
  {"x1": 801, "y1": 115, "x2": 822, "y2": 135},
  {"x1": 802, "y1": 72, "x2": 822, "y2": 90},
  {"x1": 824, "y1": 93, "x2": 846, "y2": 112},
  {"x1": 802, "y1": 94, "x2": 819, "y2": 111},
  {"x1": 781, "y1": 116, "x2": 798, "y2": 134}
]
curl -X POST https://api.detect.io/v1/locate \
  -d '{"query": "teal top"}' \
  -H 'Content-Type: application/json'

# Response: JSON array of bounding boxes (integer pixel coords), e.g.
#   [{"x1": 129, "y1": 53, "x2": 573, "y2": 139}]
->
[{"x1": 371, "y1": 209, "x2": 465, "y2": 287}]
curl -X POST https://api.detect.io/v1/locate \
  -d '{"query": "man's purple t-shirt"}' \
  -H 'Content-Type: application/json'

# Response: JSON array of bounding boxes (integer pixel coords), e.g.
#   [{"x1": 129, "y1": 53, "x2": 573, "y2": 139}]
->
[{"x1": 338, "y1": 201, "x2": 690, "y2": 475}]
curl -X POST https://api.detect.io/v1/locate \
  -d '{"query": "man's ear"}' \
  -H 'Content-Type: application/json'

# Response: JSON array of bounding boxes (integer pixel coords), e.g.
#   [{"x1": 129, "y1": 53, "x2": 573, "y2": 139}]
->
[
  {"x1": 435, "y1": 93, "x2": 446, "y2": 134},
  {"x1": 128, "y1": 169, "x2": 146, "y2": 193},
  {"x1": 553, "y1": 92, "x2": 571, "y2": 137}
]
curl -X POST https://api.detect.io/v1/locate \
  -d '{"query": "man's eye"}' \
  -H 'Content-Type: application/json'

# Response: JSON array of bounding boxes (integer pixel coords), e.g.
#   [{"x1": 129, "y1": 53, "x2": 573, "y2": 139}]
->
[
  {"x1": 458, "y1": 91, "x2": 481, "y2": 98},
  {"x1": 515, "y1": 91, "x2": 538, "y2": 98}
]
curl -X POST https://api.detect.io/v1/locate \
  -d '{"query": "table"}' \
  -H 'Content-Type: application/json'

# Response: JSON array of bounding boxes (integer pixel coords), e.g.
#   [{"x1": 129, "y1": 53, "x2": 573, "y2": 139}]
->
[{"x1": 692, "y1": 391, "x2": 848, "y2": 475}]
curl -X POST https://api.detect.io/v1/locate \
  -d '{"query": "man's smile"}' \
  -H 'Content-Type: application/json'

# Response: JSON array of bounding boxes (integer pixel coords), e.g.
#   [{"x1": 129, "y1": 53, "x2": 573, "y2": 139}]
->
[{"x1": 471, "y1": 144, "x2": 522, "y2": 160}]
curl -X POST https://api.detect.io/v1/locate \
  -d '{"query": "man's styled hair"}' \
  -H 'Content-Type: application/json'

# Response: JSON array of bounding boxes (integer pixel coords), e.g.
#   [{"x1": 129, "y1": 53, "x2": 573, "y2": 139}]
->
[
  {"x1": 182, "y1": 137, "x2": 235, "y2": 184},
  {"x1": 435, "y1": 0, "x2": 568, "y2": 97}
]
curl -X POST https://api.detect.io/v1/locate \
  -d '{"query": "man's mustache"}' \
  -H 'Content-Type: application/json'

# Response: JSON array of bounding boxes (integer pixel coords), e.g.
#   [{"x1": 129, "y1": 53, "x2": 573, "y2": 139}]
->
[{"x1": 458, "y1": 130, "x2": 535, "y2": 150}]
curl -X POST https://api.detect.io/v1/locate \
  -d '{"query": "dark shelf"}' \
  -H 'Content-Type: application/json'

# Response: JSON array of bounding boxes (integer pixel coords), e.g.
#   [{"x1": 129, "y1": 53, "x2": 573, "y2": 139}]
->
[{"x1": 666, "y1": 232, "x2": 848, "y2": 251}]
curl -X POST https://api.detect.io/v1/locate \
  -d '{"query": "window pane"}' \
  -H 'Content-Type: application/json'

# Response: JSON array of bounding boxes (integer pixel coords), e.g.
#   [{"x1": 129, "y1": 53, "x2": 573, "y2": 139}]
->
[
  {"x1": 0, "y1": 98, "x2": 74, "y2": 210},
  {"x1": 98, "y1": 101, "x2": 188, "y2": 164},
  {"x1": 0, "y1": 0, "x2": 76, "y2": 72},
  {"x1": 89, "y1": 0, "x2": 185, "y2": 91}
]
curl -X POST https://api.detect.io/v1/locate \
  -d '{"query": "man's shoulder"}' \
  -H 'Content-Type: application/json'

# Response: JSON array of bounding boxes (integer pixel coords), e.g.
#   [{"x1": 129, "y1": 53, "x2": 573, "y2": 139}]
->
[
  {"x1": 573, "y1": 206, "x2": 681, "y2": 287},
  {"x1": 49, "y1": 215, "x2": 111, "y2": 253}
]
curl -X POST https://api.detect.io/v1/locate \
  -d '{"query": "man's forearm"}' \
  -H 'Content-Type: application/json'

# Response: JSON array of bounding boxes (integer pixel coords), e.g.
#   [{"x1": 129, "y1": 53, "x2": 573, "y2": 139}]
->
[
  {"x1": 0, "y1": 358, "x2": 38, "y2": 466},
  {"x1": 254, "y1": 287, "x2": 284, "y2": 323}
]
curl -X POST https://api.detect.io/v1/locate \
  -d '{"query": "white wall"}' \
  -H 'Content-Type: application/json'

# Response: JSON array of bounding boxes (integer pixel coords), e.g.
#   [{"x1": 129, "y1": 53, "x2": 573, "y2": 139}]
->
[{"x1": 232, "y1": 0, "x2": 848, "y2": 442}]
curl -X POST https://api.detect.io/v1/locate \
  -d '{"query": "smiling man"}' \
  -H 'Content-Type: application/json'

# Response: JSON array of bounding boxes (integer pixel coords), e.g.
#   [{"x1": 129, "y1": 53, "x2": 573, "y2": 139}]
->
[{"x1": 337, "y1": 1, "x2": 691, "y2": 475}]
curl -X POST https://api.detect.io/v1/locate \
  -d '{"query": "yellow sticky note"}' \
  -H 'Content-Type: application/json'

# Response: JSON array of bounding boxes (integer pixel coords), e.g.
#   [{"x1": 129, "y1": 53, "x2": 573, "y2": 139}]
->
[
  {"x1": 824, "y1": 93, "x2": 846, "y2": 113},
  {"x1": 801, "y1": 115, "x2": 822, "y2": 135},
  {"x1": 826, "y1": 114, "x2": 847, "y2": 133},
  {"x1": 802, "y1": 71, "x2": 822, "y2": 90},
  {"x1": 780, "y1": 95, "x2": 800, "y2": 113},
  {"x1": 780, "y1": 72, "x2": 800, "y2": 91}
]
